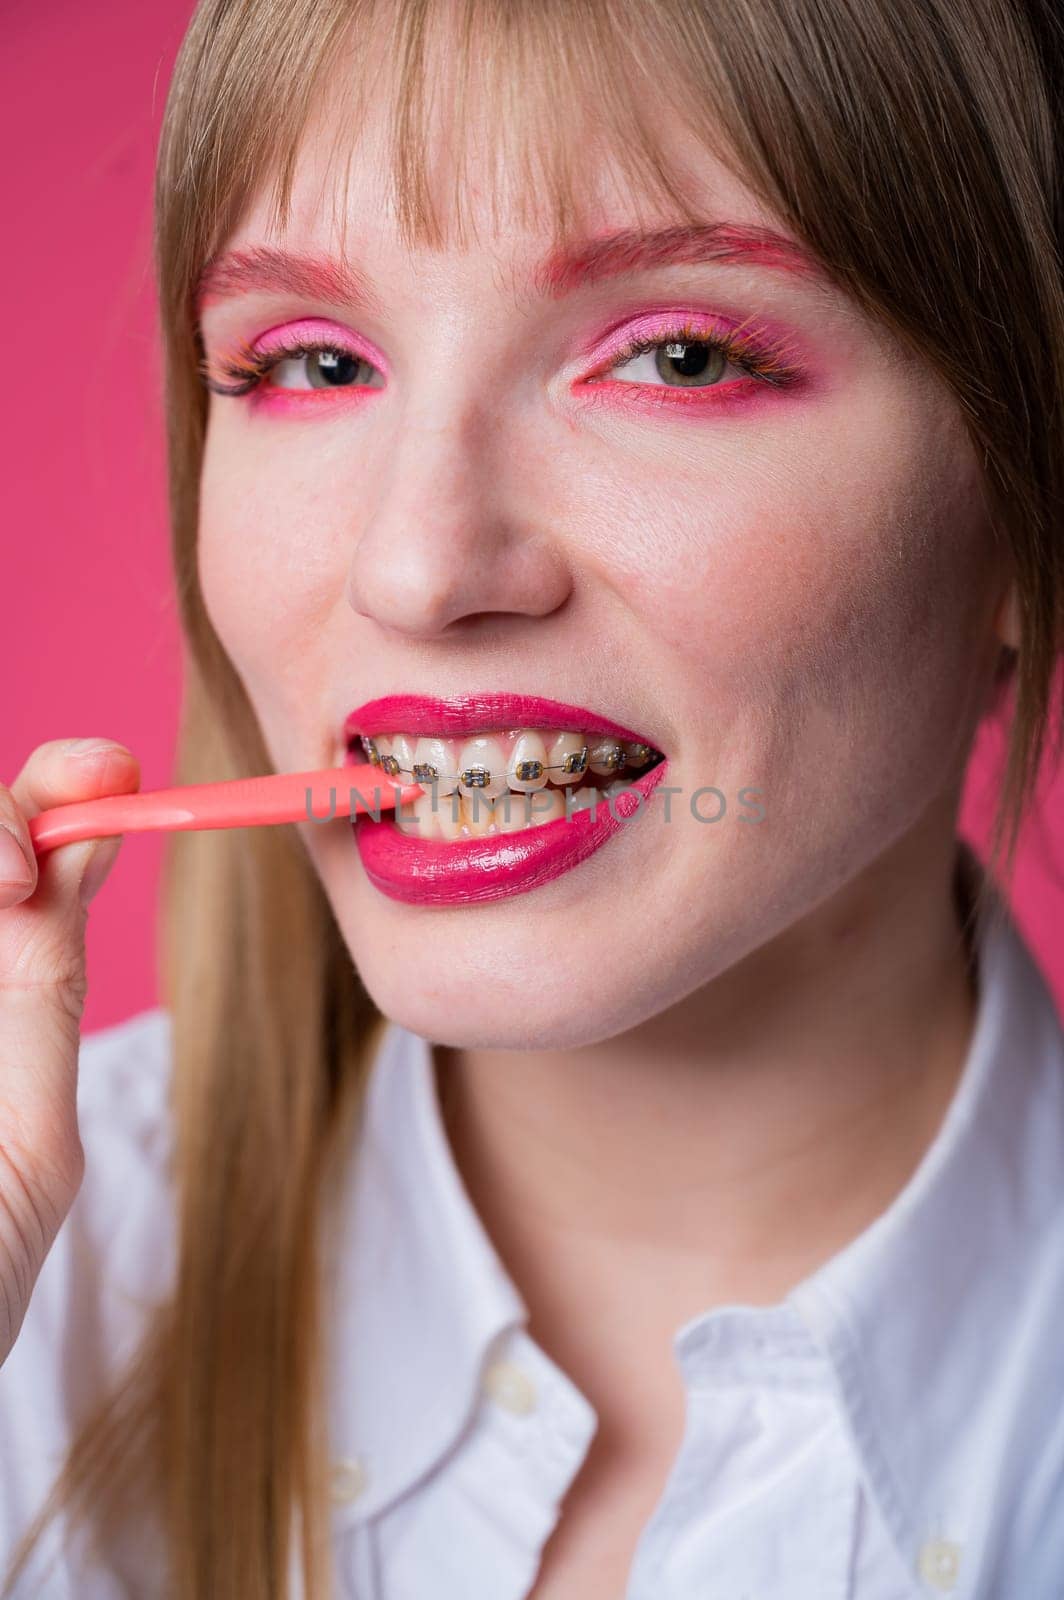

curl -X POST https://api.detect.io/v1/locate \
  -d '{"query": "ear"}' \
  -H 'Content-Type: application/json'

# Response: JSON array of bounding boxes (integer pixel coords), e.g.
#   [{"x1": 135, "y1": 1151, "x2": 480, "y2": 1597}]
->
[{"x1": 993, "y1": 582, "x2": 1021, "y2": 652}]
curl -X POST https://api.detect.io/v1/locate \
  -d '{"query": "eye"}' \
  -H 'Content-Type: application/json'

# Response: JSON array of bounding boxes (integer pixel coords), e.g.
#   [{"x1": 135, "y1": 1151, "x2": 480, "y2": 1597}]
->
[
  {"x1": 605, "y1": 337, "x2": 734, "y2": 389},
  {"x1": 201, "y1": 316, "x2": 802, "y2": 404},
  {"x1": 200, "y1": 336, "x2": 385, "y2": 399},
  {"x1": 269, "y1": 346, "x2": 383, "y2": 391},
  {"x1": 583, "y1": 314, "x2": 803, "y2": 398}
]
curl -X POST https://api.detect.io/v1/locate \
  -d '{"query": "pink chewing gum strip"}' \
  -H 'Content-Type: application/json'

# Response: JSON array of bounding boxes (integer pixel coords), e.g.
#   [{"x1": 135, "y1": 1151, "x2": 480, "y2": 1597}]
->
[{"x1": 27, "y1": 764, "x2": 422, "y2": 856}]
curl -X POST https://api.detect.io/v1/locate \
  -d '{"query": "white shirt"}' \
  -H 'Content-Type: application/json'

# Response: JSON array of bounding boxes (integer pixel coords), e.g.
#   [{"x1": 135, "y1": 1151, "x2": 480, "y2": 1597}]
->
[{"x1": 1, "y1": 839, "x2": 1063, "y2": 1598}]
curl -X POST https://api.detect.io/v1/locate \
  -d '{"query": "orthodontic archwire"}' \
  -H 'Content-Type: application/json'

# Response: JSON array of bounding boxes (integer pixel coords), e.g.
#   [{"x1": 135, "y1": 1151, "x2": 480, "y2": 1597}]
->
[{"x1": 358, "y1": 736, "x2": 655, "y2": 788}]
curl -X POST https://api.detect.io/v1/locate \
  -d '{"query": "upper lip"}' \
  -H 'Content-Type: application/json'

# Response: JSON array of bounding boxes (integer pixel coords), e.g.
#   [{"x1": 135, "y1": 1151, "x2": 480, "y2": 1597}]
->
[{"x1": 343, "y1": 694, "x2": 662, "y2": 749}]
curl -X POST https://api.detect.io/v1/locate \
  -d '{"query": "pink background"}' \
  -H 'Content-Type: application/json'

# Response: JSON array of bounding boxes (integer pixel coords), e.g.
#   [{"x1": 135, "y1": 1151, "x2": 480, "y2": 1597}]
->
[{"x1": 4, "y1": 0, "x2": 1063, "y2": 1032}]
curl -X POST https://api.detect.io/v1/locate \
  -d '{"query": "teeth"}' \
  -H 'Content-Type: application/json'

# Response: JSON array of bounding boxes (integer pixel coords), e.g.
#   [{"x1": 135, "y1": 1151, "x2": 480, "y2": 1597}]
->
[
  {"x1": 396, "y1": 782, "x2": 612, "y2": 838},
  {"x1": 623, "y1": 742, "x2": 652, "y2": 768},
  {"x1": 435, "y1": 790, "x2": 465, "y2": 841},
  {"x1": 568, "y1": 785, "x2": 604, "y2": 815},
  {"x1": 457, "y1": 736, "x2": 509, "y2": 800},
  {"x1": 546, "y1": 731, "x2": 589, "y2": 785},
  {"x1": 356, "y1": 725, "x2": 662, "y2": 836},
  {"x1": 391, "y1": 734, "x2": 416, "y2": 775},
  {"x1": 494, "y1": 791, "x2": 539, "y2": 833},
  {"x1": 460, "y1": 790, "x2": 498, "y2": 835},
  {"x1": 529, "y1": 788, "x2": 566, "y2": 825},
  {"x1": 507, "y1": 730, "x2": 549, "y2": 791},
  {"x1": 394, "y1": 788, "x2": 439, "y2": 839},
  {"x1": 412, "y1": 737, "x2": 459, "y2": 795},
  {"x1": 588, "y1": 739, "x2": 626, "y2": 777}
]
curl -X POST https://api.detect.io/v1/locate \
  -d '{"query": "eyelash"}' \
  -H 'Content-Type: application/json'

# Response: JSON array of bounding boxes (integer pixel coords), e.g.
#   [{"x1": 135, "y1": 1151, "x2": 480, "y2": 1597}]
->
[
  {"x1": 588, "y1": 317, "x2": 802, "y2": 392},
  {"x1": 201, "y1": 338, "x2": 368, "y2": 398},
  {"x1": 198, "y1": 316, "x2": 803, "y2": 401}
]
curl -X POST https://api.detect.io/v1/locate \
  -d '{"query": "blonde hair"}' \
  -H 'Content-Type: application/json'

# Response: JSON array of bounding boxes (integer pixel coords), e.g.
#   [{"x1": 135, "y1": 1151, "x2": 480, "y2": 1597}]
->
[{"x1": 6, "y1": 0, "x2": 1063, "y2": 1594}]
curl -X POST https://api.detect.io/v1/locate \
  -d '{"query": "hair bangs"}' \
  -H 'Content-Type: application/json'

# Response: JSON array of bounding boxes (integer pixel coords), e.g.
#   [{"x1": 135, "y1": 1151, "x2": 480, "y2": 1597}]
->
[{"x1": 181, "y1": 0, "x2": 735, "y2": 299}]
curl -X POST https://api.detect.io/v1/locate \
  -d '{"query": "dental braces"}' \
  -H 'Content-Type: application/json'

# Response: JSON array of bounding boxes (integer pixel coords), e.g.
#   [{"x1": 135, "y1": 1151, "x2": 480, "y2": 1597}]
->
[{"x1": 358, "y1": 736, "x2": 655, "y2": 788}]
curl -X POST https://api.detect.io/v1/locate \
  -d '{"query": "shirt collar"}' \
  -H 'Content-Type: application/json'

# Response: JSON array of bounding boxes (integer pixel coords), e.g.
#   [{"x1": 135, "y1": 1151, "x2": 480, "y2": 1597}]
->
[{"x1": 786, "y1": 837, "x2": 1064, "y2": 1568}]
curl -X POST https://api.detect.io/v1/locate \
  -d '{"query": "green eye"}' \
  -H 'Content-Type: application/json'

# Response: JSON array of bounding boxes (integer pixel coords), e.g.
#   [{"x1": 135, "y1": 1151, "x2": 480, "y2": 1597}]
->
[
  {"x1": 272, "y1": 348, "x2": 376, "y2": 390},
  {"x1": 652, "y1": 341, "x2": 729, "y2": 387}
]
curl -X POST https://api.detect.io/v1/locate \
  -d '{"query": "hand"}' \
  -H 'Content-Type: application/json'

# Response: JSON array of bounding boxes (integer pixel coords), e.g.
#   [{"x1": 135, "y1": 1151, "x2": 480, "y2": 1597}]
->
[{"x1": 0, "y1": 738, "x2": 139, "y2": 1366}]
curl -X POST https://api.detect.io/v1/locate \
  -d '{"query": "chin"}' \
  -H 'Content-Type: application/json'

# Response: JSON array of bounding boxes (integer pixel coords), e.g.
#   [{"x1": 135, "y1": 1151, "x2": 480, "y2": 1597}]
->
[{"x1": 350, "y1": 931, "x2": 687, "y2": 1052}]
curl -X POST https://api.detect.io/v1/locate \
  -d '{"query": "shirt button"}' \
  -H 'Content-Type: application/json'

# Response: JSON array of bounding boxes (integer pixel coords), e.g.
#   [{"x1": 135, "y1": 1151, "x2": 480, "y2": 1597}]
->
[
  {"x1": 482, "y1": 1359, "x2": 538, "y2": 1415},
  {"x1": 917, "y1": 1537, "x2": 962, "y2": 1590},
  {"x1": 330, "y1": 1456, "x2": 369, "y2": 1503}
]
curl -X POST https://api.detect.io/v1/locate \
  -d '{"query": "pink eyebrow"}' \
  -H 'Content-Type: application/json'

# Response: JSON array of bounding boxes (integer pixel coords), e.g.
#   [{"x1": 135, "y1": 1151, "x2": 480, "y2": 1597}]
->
[
  {"x1": 535, "y1": 223, "x2": 829, "y2": 295},
  {"x1": 194, "y1": 246, "x2": 384, "y2": 316},
  {"x1": 194, "y1": 222, "x2": 827, "y2": 317}
]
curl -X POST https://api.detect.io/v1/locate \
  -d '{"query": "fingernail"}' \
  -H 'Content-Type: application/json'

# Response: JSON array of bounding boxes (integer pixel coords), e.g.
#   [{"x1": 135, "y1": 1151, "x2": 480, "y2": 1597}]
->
[
  {"x1": 66, "y1": 740, "x2": 117, "y2": 764},
  {"x1": 78, "y1": 837, "x2": 121, "y2": 908},
  {"x1": 0, "y1": 824, "x2": 34, "y2": 892}
]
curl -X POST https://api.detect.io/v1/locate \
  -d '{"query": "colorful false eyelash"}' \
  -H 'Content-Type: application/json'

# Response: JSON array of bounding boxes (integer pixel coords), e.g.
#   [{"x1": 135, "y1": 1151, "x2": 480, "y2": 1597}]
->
[
  {"x1": 198, "y1": 336, "x2": 372, "y2": 398},
  {"x1": 197, "y1": 313, "x2": 804, "y2": 399},
  {"x1": 589, "y1": 314, "x2": 804, "y2": 390}
]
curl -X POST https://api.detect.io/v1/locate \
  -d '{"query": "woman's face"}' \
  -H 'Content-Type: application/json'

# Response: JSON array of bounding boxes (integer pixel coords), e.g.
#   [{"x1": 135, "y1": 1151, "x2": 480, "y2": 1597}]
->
[{"x1": 196, "y1": 70, "x2": 1009, "y2": 1050}]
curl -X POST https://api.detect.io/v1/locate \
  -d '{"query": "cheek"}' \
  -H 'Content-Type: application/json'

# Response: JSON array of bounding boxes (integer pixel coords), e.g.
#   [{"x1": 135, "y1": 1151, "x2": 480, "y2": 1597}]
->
[
  {"x1": 196, "y1": 423, "x2": 351, "y2": 747},
  {"x1": 595, "y1": 391, "x2": 993, "y2": 752},
  {"x1": 763, "y1": 424, "x2": 990, "y2": 752}
]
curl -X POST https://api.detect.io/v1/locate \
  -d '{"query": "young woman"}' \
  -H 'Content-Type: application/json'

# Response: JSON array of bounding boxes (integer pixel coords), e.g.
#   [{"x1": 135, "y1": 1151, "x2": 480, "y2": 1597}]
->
[{"x1": 0, "y1": 0, "x2": 1061, "y2": 1595}]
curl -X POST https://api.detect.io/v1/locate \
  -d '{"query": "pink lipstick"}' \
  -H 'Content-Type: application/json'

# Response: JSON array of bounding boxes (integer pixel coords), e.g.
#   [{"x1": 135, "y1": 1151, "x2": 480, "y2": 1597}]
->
[
  {"x1": 342, "y1": 693, "x2": 669, "y2": 907},
  {"x1": 342, "y1": 692, "x2": 660, "y2": 744}
]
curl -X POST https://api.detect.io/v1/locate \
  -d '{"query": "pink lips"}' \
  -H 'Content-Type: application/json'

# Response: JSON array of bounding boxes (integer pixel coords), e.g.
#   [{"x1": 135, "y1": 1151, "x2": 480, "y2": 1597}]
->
[
  {"x1": 342, "y1": 693, "x2": 668, "y2": 907},
  {"x1": 342, "y1": 693, "x2": 659, "y2": 745}
]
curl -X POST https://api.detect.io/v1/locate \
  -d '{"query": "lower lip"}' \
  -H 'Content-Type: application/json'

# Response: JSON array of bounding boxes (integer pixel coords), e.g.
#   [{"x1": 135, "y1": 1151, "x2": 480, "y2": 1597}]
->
[{"x1": 349, "y1": 758, "x2": 670, "y2": 906}]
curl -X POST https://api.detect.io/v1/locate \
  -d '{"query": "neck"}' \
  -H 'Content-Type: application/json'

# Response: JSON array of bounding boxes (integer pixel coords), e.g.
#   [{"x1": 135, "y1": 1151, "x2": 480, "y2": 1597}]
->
[{"x1": 433, "y1": 828, "x2": 979, "y2": 1387}]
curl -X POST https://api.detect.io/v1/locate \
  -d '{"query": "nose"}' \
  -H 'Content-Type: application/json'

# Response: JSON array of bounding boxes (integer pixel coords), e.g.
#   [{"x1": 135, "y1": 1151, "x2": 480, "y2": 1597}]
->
[{"x1": 345, "y1": 392, "x2": 573, "y2": 639}]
